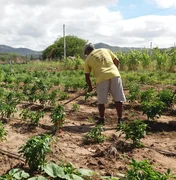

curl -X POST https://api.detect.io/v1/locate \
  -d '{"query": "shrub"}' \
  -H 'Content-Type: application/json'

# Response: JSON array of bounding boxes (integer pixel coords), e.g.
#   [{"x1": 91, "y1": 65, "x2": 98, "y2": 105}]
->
[
  {"x1": 117, "y1": 119, "x2": 147, "y2": 147},
  {"x1": 18, "y1": 134, "x2": 52, "y2": 171}
]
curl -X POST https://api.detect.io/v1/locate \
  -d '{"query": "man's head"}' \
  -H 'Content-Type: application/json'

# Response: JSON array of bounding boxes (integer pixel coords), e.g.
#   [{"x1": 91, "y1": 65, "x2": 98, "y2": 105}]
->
[{"x1": 84, "y1": 42, "x2": 95, "y2": 55}]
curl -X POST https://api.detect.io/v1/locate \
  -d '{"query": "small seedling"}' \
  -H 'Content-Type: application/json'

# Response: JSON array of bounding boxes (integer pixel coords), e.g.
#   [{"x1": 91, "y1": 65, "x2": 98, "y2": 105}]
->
[
  {"x1": 71, "y1": 103, "x2": 80, "y2": 112},
  {"x1": 83, "y1": 125, "x2": 107, "y2": 144}
]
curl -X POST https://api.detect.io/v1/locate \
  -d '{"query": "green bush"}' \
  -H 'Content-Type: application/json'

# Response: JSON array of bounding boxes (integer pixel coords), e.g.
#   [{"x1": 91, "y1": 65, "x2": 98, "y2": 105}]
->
[
  {"x1": 117, "y1": 120, "x2": 147, "y2": 147},
  {"x1": 18, "y1": 134, "x2": 52, "y2": 171}
]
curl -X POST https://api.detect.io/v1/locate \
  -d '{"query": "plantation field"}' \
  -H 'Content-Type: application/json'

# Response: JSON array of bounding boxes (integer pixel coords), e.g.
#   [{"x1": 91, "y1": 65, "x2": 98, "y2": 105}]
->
[{"x1": 0, "y1": 57, "x2": 176, "y2": 179}]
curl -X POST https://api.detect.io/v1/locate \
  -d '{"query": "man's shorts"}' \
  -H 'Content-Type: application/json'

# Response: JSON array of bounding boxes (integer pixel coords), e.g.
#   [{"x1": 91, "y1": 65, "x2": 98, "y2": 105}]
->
[{"x1": 96, "y1": 77, "x2": 126, "y2": 104}]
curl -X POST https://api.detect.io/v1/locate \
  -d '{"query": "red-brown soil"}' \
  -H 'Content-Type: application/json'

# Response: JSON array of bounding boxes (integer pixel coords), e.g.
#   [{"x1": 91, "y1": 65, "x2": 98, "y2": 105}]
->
[{"x1": 0, "y1": 93, "x2": 176, "y2": 178}]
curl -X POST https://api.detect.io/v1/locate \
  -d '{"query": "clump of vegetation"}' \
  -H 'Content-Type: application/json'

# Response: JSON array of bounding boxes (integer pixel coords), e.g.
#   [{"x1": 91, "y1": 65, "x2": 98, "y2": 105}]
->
[
  {"x1": 0, "y1": 121, "x2": 7, "y2": 141},
  {"x1": 83, "y1": 125, "x2": 107, "y2": 144},
  {"x1": 20, "y1": 109, "x2": 44, "y2": 126},
  {"x1": 141, "y1": 100, "x2": 165, "y2": 120},
  {"x1": 0, "y1": 168, "x2": 30, "y2": 180},
  {"x1": 124, "y1": 159, "x2": 176, "y2": 180},
  {"x1": 157, "y1": 88, "x2": 176, "y2": 107},
  {"x1": 117, "y1": 119, "x2": 147, "y2": 148},
  {"x1": 18, "y1": 134, "x2": 52, "y2": 171},
  {"x1": 84, "y1": 91, "x2": 97, "y2": 101},
  {"x1": 50, "y1": 105, "x2": 66, "y2": 131},
  {"x1": 126, "y1": 83, "x2": 140, "y2": 103},
  {"x1": 71, "y1": 103, "x2": 80, "y2": 112}
]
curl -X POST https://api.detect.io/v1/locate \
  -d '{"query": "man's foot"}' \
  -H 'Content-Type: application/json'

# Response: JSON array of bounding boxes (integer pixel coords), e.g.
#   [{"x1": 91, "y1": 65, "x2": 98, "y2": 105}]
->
[
  {"x1": 96, "y1": 117, "x2": 105, "y2": 125},
  {"x1": 118, "y1": 117, "x2": 123, "y2": 125}
]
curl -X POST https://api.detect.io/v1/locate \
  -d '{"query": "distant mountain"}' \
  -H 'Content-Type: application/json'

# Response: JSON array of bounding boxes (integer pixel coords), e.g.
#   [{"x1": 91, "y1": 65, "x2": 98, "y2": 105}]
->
[
  {"x1": 0, "y1": 45, "x2": 42, "y2": 56},
  {"x1": 94, "y1": 42, "x2": 144, "y2": 52}
]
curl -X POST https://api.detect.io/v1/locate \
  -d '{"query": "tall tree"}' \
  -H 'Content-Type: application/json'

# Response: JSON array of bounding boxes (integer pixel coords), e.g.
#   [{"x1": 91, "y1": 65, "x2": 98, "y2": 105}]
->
[{"x1": 42, "y1": 35, "x2": 86, "y2": 60}]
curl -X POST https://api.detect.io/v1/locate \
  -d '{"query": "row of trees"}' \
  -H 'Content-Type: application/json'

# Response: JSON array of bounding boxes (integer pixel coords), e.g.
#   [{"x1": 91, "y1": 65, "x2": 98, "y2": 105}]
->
[{"x1": 42, "y1": 35, "x2": 176, "y2": 72}]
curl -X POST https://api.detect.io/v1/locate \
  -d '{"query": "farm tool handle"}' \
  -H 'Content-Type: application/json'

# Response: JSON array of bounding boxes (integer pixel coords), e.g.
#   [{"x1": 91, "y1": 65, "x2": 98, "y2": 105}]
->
[
  {"x1": 63, "y1": 86, "x2": 96, "y2": 105},
  {"x1": 63, "y1": 92, "x2": 86, "y2": 105}
]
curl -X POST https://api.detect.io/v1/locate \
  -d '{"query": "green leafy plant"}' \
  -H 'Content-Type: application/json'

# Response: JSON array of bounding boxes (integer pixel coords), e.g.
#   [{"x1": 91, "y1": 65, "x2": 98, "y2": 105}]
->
[
  {"x1": 0, "y1": 91, "x2": 22, "y2": 119},
  {"x1": 126, "y1": 83, "x2": 140, "y2": 103},
  {"x1": 124, "y1": 159, "x2": 176, "y2": 180},
  {"x1": 43, "y1": 162, "x2": 94, "y2": 180},
  {"x1": 50, "y1": 105, "x2": 66, "y2": 131},
  {"x1": 18, "y1": 134, "x2": 52, "y2": 171},
  {"x1": 0, "y1": 121, "x2": 7, "y2": 141},
  {"x1": 48, "y1": 90, "x2": 58, "y2": 106},
  {"x1": 140, "y1": 88, "x2": 156, "y2": 102},
  {"x1": 157, "y1": 88, "x2": 175, "y2": 107},
  {"x1": 141, "y1": 99, "x2": 165, "y2": 120},
  {"x1": 0, "y1": 168, "x2": 29, "y2": 180},
  {"x1": 20, "y1": 109, "x2": 44, "y2": 125},
  {"x1": 59, "y1": 91, "x2": 68, "y2": 100},
  {"x1": 83, "y1": 125, "x2": 107, "y2": 144},
  {"x1": 117, "y1": 120, "x2": 147, "y2": 147},
  {"x1": 71, "y1": 103, "x2": 80, "y2": 112},
  {"x1": 84, "y1": 91, "x2": 97, "y2": 101}
]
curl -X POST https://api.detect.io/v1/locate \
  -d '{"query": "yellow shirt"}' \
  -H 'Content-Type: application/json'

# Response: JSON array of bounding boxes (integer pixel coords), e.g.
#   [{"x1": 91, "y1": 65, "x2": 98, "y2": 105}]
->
[{"x1": 84, "y1": 48, "x2": 120, "y2": 84}]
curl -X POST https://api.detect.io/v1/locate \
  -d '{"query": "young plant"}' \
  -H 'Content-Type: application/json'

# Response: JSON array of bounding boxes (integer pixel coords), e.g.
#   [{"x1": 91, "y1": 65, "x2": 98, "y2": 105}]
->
[
  {"x1": 0, "y1": 168, "x2": 29, "y2": 180},
  {"x1": 140, "y1": 88, "x2": 156, "y2": 102},
  {"x1": 157, "y1": 88, "x2": 175, "y2": 107},
  {"x1": 83, "y1": 125, "x2": 107, "y2": 144},
  {"x1": 48, "y1": 90, "x2": 58, "y2": 106},
  {"x1": 50, "y1": 105, "x2": 66, "y2": 131},
  {"x1": 43, "y1": 162, "x2": 94, "y2": 180},
  {"x1": 124, "y1": 159, "x2": 176, "y2": 180},
  {"x1": 71, "y1": 103, "x2": 80, "y2": 112},
  {"x1": 20, "y1": 109, "x2": 44, "y2": 125},
  {"x1": 126, "y1": 83, "x2": 140, "y2": 103},
  {"x1": 18, "y1": 134, "x2": 52, "y2": 171},
  {"x1": 84, "y1": 91, "x2": 97, "y2": 101},
  {"x1": 59, "y1": 91, "x2": 68, "y2": 100},
  {"x1": 141, "y1": 99, "x2": 165, "y2": 120},
  {"x1": 117, "y1": 120, "x2": 147, "y2": 147},
  {"x1": 0, "y1": 121, "x2": 7, "y2": 141}
]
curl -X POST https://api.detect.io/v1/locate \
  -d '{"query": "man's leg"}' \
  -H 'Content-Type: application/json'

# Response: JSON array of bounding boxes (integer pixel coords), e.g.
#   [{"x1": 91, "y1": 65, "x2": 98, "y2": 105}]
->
[
  {"x1": 96, "y1": 80, "x2": 109, "y2": 125},
  {"x1": 98, "y1": 104, "x2": 105, "y2": 118},
  {"x1": 115, "y1": 101, "x2": 122, "y2": 118},
  {"x1": 110, "y1": 77, "x2": 126, "y2": 124},
  {"x1": 96, "y1": 103, "x2": 105, "y2": 125}
]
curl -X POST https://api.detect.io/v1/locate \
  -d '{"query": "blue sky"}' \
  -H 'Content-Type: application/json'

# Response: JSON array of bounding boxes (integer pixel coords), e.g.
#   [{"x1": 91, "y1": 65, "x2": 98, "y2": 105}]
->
[
  {"x1": 112, "y1": 0, "x2": 176, "y2": 19},
  {"x1": 0, "y1": 0, "x2": 176, "y2": 50}
]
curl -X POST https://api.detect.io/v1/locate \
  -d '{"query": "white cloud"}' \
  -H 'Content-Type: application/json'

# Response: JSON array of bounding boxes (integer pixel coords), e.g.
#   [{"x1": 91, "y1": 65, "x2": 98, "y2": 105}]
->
[
  {"x1": 0, "y1": 0, "x2": 175, "y2": 51},
  {"x1": 153, "y1": 0, "x2": 176, "y2": 8}
]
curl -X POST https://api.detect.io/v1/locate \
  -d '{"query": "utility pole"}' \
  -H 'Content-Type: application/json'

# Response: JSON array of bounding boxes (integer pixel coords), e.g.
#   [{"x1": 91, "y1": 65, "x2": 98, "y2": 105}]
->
[
  {"x1": 63, "y1": 24, "x2": 66, "y2": 59},
  {"x1": 150, "y1": 42, "x2": 153, "y2": 49}
]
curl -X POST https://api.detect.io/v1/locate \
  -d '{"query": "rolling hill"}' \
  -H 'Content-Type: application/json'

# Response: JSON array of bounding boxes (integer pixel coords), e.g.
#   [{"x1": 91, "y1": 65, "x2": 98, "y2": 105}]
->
[{"x1": 0, "y1": 45, "x2": 42, "y2": 56}]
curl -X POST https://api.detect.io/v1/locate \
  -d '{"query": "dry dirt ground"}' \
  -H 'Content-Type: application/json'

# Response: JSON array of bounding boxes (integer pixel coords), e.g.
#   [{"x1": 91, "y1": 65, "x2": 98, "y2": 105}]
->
[{"x1": 0, "y1": 93, "x2": 176, "y2": 178}]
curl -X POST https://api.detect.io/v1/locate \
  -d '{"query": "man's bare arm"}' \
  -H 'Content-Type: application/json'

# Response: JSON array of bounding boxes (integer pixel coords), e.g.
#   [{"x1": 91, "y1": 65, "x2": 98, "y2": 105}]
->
[
  {"x1": 85, "y1": 73, "x2": 93, "y2": 92},
  {"x1": 113, "y1": 58, "x2": 119, "y2": 68}
]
